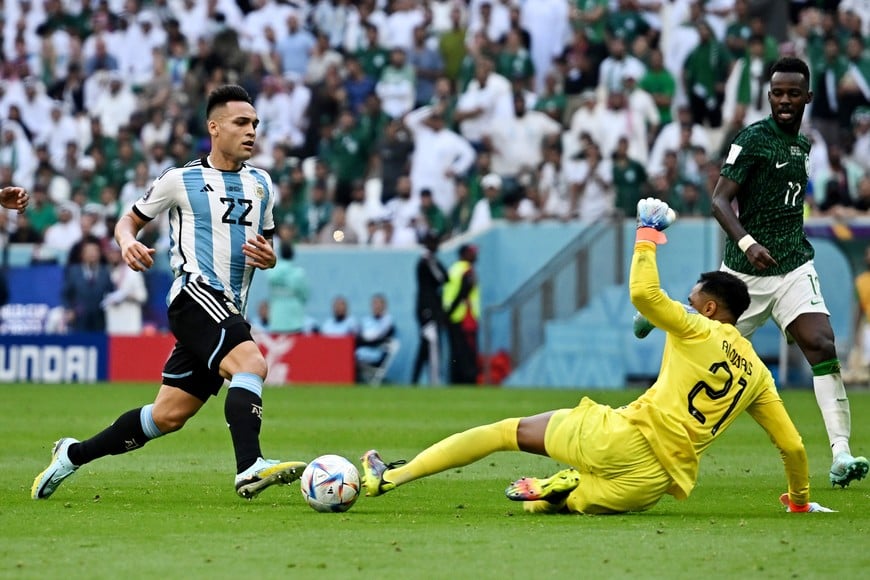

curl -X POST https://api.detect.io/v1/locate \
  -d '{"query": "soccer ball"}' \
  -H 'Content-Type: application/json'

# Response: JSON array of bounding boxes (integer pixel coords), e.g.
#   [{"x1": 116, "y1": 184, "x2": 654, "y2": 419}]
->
[{"x1": 300, "y1": 454, "x2": 361, "y2": 513}]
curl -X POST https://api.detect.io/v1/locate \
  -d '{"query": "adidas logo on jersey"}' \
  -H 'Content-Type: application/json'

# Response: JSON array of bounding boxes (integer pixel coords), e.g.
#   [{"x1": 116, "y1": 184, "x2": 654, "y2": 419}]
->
[{"x1": 200, "y1": 184, "x2": 215, "y2": 193}]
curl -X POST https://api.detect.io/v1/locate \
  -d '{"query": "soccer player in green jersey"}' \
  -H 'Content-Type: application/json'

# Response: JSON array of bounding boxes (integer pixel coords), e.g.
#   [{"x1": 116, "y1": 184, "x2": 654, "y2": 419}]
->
[
  {"x1": 711, "y1": 56, "x2": 868, "y2": 487},
  {"x1": 359, "y1": 199, "x2": 834, "y2": 515}
]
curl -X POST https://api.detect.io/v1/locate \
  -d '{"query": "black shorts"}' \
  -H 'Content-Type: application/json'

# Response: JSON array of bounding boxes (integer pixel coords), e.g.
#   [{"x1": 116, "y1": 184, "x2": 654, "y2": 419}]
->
[{"x1": 162, "y1": 281, "x2": 254, "y2": 401}]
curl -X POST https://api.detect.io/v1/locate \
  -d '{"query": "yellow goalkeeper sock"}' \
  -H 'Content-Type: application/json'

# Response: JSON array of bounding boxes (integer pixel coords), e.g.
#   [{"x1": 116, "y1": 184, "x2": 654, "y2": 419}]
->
[{"x1": 386, "y1": 418, "x2": 521, "y2": 487}]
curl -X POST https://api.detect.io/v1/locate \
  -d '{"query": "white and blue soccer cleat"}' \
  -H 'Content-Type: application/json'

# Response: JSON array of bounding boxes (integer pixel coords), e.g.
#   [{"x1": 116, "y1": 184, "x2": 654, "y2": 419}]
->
[{"x1": 31, "y1": 437, "x2": 80, "y2": 499}]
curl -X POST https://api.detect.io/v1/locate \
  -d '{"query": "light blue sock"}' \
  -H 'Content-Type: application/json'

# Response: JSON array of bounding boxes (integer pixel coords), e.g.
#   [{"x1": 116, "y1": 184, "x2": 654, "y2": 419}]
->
[{"x1": 140, "y1": 403, "x2": 165, "y2": 440}]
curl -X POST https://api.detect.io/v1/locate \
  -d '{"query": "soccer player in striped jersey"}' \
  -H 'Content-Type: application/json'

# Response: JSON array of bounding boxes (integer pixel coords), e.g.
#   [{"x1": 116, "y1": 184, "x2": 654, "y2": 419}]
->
[
  {"x1": 711, "y1": 57, "x2": 868, "y2": 487},
  {"x1": 361, "y1": 199, "x2": 834, "y2": 514},
  {"x1": 32, "y1": 85, "x2": 307, "y2": 501}
]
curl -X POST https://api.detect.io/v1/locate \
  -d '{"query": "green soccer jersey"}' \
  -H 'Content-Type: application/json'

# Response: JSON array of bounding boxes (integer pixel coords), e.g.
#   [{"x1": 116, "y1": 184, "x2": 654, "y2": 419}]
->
[{"x1": 720, "y1": 116, "x2": 813, "y2": 276}]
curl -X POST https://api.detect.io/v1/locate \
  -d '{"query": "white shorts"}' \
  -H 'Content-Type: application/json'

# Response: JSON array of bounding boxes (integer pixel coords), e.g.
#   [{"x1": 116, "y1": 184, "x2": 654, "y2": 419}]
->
[{"x1": 720, "y1": 260, "x2": 830, "y2": 339}]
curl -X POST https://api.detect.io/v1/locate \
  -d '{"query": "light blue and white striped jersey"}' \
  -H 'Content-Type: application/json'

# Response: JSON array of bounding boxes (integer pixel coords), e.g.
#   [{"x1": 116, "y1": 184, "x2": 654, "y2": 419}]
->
[{"x1": 133, "y1": 157, "x2": 275, "y2": 315}]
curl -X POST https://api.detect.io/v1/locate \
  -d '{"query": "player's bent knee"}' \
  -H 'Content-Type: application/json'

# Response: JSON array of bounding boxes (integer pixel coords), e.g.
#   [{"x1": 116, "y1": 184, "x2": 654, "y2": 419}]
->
[{"x1": 221, "y1": 341, "x2": 268, "y2": 379}]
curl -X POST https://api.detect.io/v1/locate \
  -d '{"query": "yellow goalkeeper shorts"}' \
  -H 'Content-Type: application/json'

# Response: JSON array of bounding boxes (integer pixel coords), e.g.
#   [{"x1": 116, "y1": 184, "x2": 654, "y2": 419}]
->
[{"x1": 545, "y1": 397, "x2": 673, "y2": 514}]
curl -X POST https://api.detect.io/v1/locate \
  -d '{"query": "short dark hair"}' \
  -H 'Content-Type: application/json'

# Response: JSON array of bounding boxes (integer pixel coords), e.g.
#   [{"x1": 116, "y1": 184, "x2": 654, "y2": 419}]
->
[
  {"x1": 206, "y1": 84, "x2": 252, "y2": 118},
  {"x1": 769, "y1": 57, "x2": 810, "y2": 85},
  {"x1": 697, "y1": 271, "x2": 750, "y2": 320},
  {"x1": 279, "y1": 241, "x2": 294, "y2": 261}
]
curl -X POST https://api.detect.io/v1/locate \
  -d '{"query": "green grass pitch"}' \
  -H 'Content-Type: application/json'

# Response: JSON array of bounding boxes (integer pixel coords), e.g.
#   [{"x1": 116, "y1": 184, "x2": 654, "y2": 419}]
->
[{"x1": 2, "y1": 384, "x2": 869, "y2": 579}]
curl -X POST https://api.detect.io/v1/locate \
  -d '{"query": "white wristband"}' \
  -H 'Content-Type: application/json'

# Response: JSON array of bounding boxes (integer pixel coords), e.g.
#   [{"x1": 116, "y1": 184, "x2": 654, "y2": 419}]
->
[{"x1": 737, "y1": 234, "x2": 757, "y2": 253}]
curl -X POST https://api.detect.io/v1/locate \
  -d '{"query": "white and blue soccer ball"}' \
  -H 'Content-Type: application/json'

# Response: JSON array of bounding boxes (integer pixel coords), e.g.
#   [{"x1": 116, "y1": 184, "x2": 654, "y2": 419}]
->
[{"x1": 300, "y1": 454, "x2": 360, "y2": 513}]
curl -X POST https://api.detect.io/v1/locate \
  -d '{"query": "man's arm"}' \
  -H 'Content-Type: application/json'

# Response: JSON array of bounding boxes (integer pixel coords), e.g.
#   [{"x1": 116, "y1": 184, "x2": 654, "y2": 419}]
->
[
  {"x1": 745, "y1": 388, "x2": 811, "y2": 510},
  {"x1": 0, "y1": 186, "x2": 29, "y2": 213},
  {"x1": 115, "y1": 211, "x2": 156, "y2": 272},
  {"x1": 711, "y1": 176, "x2": 778, "y2": 270}
]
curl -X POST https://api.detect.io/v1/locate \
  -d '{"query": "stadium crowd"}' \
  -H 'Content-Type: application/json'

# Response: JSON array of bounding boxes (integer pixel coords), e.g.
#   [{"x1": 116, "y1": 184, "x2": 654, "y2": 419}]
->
[{"x1": 0, "y1": 0, "x2": 869, "y2": 261}]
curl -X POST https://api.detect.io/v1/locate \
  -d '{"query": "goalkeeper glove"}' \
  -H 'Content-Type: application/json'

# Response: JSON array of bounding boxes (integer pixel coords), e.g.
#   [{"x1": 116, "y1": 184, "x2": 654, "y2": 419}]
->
[
  {"x1": 779, "y1": 493, "x2": 836, "y2": 513},
  {"x1": 636, "y1": 198, "x2": 676, "y2": 244}
]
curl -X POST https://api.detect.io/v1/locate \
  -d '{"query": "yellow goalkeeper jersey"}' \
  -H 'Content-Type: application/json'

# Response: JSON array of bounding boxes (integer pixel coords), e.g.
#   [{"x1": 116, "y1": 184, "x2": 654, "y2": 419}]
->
[{"x1": 616, "y1": 241, "x2": 809, "y2": 503}]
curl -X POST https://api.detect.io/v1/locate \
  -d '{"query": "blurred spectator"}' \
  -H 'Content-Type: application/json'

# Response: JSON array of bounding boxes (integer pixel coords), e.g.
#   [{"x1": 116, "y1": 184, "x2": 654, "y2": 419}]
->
[
  {"x1": 305, "y1": 180, "x2": 334, "y2": 243},
  {"x1": 408, "y1": 24, "x2": 444, "y2": 108},
  {"x1": 62, "y1": 239, "x2": 113, "y2": 332},
  {"x1": 356, "y1": 21, "x2": 390, "y2": 80},
  {"x1": 102, "y1": 241, "x2": 147, "y2": 336},
  {"x1": 622, "y1": 71, "x2": 660, "y2": 161},
  {"x1": 321, "y1": 295, "x2": 359, "y2": 337},
  {"x1": 355, "y1": 292, "x2": 397, "y2": 380},
  {"x1": 851, "y1": 107, "x2": 870, "y2": 173},
  {"x1": 612, "y1": 136, "x2": 648, "y2": 218},
  {"x1": 533, "y1": 71, "x2": 566, "y2": 125},
  {"x1": 853, "y1": 176, "x2": 870, "y2": 213},
  {"x1": 42, "y1": 201, "x2": 81, "y2": 257},
  {"x1": 538, "y1": 143, "x2": 572, "y2": 220},
  {"x1": 25, "y1": 185, "x2": 56, "y2": 236},
  {"x1": 638, "y1": 48, "x2": 676, "y2": 129},
  {"x1": 814, "y1": 144, "x2": 864, "y2": 215},
  {"x1": 454, "y1": 55, "x2": 513, "y2": 149},
  {"x1": 37, "y1": 101, "x2": 78, "y2": 171},
  {"x1": 727, "y1": 34, "x2": 774, "y2": 127},
  {"x1": 648, "y1": 105, "x2": 711, "y2": 177},
  {"x1": 140, "y1": 107, "x2": 172, "y2": 153},
  {"x1": 418, "y1": 188, "x2": 448, "y2": 239},
  {"x1": 10, "y1": 211, "x2": 43, "y2": 244},
  {"x1": 273, "y1": 168, "x2": 309, "y2": 236},
  {"x1": 276, "y1": 13, "x2": 315, "y2": 79},
  {"x1": 306, "y1": 31, "x2": 344, "y2": 86},
  {"x1": 571, "y1": 0, "x2": 609, "y2": 69},
  {"x1": 597, "y1": 35, "x2": 646, "y2": 99},
  {"x1": 683, "y1": 20, "x2": 732, "y2": 130},
  {"x1": 119, "y1": 161, "x2": 151, "y2": 214},
  {"x1": 383, "y1": 174, "x2": 420, "y2": 241},
  {"x1": 468, "y1": 172, "x2": 504, "y2": 233},
  {"x1": 519, "y1": 0, "x2": 569, "y2": 92},
  {"x1": 404, "y1": 104, "x2": 475, "y2": 214},
  {"x1": 411, "y1": 236, "x2": 447, "y2": 385},
  {"x1": 346, "y1": 179, "x2": 372, "y2": 242},
  {"x1": 267, "y1": 240, "x2": 309, "y2": 334},
  {"x1": 376, "y1": 47, "x2": 417, "y2": 119},
  {"x1": 437, "y1": 4, "x2": 467, "y2": 81},
  {"x1": 0, "y1": 120, "x2": 37, "y2": 189},
  {"x1": 443, "y1": 243, "x2": 480, "y2": 384},
  {"x1": 94, "y1": 73, "x2": 137, "y2": 138},
  {"x1": 567, "y1": 140, "x2": 615, "y2": 222},
  {"x1": 594, "y1": 89, "x2": 649, "y2": 165},
  {"x1": 344, "y1": 56, "x2": 377, "y2": 115},
  {"x1": 317, "y1": 205, "x2": 359, "y2": 245},
  {"x1": 565, "y1": 91, "x2": 603, "y2": 161},
  {"x1": 838, "y1": 34, "x2": 870, "y2": 132},
  {"x1": 47, "y1": 61, "x2": 86, "y2": 116},
  {"x1": 251, "y1": 75, "x2": 291, "y2": 156},
  {"x1": 66, "y1": 206, "x2": 106, "y2": 264},
  {"x1": 484, "y1": 92, "x2": 562, "y2": 191},
  {"x1": 449, "y1": 179, "x2": 474, "y2": 236},
  {"x1": 373, "y1": 118, "x2": 413, "y2": 204},
  {"x1": 384, "y1": 0, "x2": 426, "y2": 51},
  {"x1": 323, "y1": 109, "x2": 371, "y2": 207}
]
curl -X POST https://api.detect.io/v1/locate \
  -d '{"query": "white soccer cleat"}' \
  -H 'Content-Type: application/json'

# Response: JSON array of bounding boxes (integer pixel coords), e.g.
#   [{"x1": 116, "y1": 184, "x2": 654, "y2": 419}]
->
[{"x1": 32, "y1": 438, "x2": 79, "y2": 499}]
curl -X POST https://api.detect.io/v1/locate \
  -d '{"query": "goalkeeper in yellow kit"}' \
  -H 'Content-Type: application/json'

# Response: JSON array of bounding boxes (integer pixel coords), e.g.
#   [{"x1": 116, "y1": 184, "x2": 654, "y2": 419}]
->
[{"x1": 361, "y1": 198, "x2": 833, "y2": 514}]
